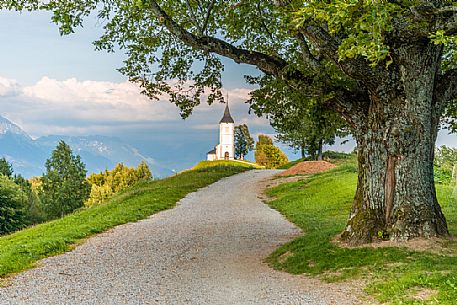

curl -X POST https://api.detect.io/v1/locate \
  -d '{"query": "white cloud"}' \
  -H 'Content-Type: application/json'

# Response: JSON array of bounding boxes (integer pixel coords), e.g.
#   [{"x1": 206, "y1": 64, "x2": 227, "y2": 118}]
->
[
  {"x1": 0, "y1": 77, "x2": 20, "y2": 97},
  {"x1": 0, "y1": 75, "x2": 266, "y2": 138}
]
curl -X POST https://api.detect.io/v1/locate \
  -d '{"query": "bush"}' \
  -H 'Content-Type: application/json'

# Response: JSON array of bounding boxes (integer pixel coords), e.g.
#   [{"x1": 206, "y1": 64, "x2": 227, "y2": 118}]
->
[
  {"x1": 0, "y1": 175, "x2": 27, "y2": 235},
  {"x1": 85, "y1": 161, "x2": 152, "y2": 206},
  {"x1": 254, "y1": 134, "x2": 288, "y2": 169}
]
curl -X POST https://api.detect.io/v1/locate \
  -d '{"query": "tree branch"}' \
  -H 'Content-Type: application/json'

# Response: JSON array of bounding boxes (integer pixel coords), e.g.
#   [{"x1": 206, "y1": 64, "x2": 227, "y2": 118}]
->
[
  {"x1": 299, "y1": 23, "x2": 381, "y2": 87},
  {"x1": 327, "y1": 87, "x2": 370, "y2": 130},
  {"x1": 409, "y1": 4, "x2": 457, "y2": 35},
  {"x1": 184, "y1": 0, "x2": 202, "y2": 33},
  {"x1": 256, "y1": 2, "x2": 274, "y2": 41},
  {"x1": 295, "y1": 32, "x2": 320, "y2": 71},
  {"x1": 200, "y1": 0, "x2": 215, "y2": 36},
  {"x1": 147, "y1": 0, "x2": 298, "y2": 79},
  {"x1": 435, "y1": 69, "x2": 457, "y2": 113}
]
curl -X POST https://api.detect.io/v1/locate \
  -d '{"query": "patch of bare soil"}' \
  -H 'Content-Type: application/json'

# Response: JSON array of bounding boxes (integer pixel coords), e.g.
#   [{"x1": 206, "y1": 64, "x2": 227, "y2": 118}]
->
[
  {"x1": 409, "y1": 287, "x2": 438, "y2": 302},
  {"x1": 333, "y1": 236, "x2": 457, "y2": 256},
  {"x1": 278, "y1": 161, "x2": 336, "y2": 176},
  {"x1": 256, "y1": 175, "x2": 308, "y2": 202}
]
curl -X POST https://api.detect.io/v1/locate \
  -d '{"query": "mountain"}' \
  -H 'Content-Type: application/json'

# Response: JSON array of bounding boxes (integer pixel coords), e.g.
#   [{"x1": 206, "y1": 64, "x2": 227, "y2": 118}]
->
[{"x1": 0, "y1": 115, "x2": 173, "y2": 178}]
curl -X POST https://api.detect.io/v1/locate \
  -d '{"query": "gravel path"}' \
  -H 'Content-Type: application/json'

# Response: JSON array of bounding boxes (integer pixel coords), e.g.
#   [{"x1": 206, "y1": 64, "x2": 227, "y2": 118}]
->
[{"x1": 0, "y1": 170, "x2": 360, "y2": 305}]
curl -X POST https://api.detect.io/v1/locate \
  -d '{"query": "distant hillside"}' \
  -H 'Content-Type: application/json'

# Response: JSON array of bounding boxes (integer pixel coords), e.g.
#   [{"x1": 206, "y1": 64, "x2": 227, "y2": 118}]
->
[{"x1": 0, "y1": 115, "x2": 173, "y2": 178}]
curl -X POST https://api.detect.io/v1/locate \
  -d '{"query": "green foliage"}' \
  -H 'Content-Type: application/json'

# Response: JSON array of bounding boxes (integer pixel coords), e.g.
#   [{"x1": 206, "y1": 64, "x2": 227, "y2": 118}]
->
[
  {"x1": 234, "y1": 124, "x2": 254, "y2": 160},
  {"x1": 0, "y1": 158, "x2": 13, "y2": 178},
  {"x1": 86, "y1": 161, "x2": 153, "y2": 206},
  {"x1": 40, "y1": 141, "x2": 90, "y2": 219},
  {"x1": 0, "y1": 164, "x2": 247, "y2": 278},
  {"x1": 247, "y1": 75, "x2": 348, "y2": 160},
  {"x1": 434, "y1": 145, "x2": 457, "y2": 184},
  {"x1": 14, "y1": 175, "x2": 45, "y2": 225},
  {"x1": 265, "y1": 160, "x2": 457, "y2": 304},
  {"x1": 0, "y1": 175, "x2": 27, "y2": 235},
  {"x1": 254, "y1": 134, "x2": 288, "y2": 169},
  {"x1": 322, "y1": 150, "x2": 353, "y2": 160}
]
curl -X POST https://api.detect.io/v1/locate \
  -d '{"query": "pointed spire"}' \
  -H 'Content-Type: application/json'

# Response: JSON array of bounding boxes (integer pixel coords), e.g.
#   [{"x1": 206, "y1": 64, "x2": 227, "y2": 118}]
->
[{"x1": 219, "y1": 94, "x2": 234, "y2": 123}]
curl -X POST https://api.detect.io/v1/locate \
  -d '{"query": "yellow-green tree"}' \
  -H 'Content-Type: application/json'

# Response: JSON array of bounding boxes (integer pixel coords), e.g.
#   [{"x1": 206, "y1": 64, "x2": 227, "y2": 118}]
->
[
  {"x1": 255, "y1": 135, "x2": 288, "y2": 169},
  {"x1": 86, "y1": 162, "x2": 152, "y2": 206}
]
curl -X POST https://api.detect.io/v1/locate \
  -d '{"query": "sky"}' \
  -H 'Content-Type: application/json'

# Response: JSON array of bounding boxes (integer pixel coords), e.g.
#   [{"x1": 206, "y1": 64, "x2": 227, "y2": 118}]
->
[
  {"x1": 0, "y1": 10, "x2": 456, "y2": 174},
  {"x1": 0, "y1": 10, "x2": 303, "y2": 172}
]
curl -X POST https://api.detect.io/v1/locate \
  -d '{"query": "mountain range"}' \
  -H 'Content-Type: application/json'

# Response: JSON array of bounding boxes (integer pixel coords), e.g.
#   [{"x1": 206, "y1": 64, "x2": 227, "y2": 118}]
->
[{"x1": 0, "y1": 115, "x2": 173, "y2": 178}]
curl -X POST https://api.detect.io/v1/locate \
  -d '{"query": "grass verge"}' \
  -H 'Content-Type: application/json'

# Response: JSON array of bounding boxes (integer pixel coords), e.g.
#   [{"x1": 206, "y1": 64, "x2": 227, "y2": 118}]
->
[
  {"x1": 0, "y1": 165, "x2": 250, "y2": 279},
  {"x1": 266, "y1": 162, "x2": 457, "y2": 304}
]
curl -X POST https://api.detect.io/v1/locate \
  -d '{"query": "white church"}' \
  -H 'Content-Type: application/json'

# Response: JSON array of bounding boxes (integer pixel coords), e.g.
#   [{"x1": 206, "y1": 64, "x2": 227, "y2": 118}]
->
[{"x1": 207, "y1": 102, "x2": 235, "y2": 161}]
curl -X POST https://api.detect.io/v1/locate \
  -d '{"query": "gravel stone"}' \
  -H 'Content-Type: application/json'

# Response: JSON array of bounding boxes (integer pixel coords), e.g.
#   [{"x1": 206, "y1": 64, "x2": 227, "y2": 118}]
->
[{"x1": 0, "y1": 170, "x2": 361, "y2": 304}]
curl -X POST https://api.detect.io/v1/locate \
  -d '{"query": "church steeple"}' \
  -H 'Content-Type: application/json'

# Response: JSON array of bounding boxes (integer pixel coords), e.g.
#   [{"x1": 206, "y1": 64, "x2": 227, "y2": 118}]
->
[{"x1": 219, "y1": 97, "x2": 234, "y2": 124}]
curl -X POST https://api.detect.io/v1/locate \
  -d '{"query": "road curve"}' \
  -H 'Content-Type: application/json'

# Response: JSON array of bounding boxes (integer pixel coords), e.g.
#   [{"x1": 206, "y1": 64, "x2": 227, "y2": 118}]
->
[{"x1": 0, "y1": 170, "x2": 359, "y2": 305}]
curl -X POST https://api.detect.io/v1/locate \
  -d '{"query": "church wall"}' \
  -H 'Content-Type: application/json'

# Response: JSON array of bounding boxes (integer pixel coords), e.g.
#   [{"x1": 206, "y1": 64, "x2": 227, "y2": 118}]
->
[{"x1": 219, "y1": 123, "x2": 234, "y2": 160}]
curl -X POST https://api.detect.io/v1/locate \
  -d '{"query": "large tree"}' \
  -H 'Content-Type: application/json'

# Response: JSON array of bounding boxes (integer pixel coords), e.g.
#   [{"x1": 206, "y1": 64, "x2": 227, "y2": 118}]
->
[{"x1": 21, "y1": 0, "x2": 457, "y2": 244}]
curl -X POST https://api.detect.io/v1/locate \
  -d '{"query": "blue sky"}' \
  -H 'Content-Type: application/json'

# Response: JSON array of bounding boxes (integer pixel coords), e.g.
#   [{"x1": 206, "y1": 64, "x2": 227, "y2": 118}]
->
[
  {"x1": 1, "y1": 10, "x2": 456, "y2": 173},
  {"x1": 0, "y1": 10, "x2": 303, "y2": 172}
]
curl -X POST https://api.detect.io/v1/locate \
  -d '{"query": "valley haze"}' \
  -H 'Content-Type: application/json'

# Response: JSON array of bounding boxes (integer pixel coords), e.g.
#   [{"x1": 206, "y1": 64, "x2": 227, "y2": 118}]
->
[{"x1": 0, "y1": 115, "x2": 173, "y2": 178}]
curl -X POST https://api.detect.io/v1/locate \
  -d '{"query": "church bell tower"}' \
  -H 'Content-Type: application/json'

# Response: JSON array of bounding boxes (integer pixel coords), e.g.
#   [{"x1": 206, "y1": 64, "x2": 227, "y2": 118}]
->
[{"x1": 217, "y1": 101, "x2": 235, "y2": 160}]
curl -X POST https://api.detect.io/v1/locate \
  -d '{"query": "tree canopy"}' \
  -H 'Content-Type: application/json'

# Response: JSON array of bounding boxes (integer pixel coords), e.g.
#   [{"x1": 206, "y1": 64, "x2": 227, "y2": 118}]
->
[
  {"x1": 40, "y1": 141, "x2": 90, "y2": 219},
  {"x1": 234, "y1": 124, "x2": 254, "y2": 160},
  {"x1": 8, "y1": 0, "x2": 457, "y2": 243},
  {"x1": 255, "y1": 134, "x2": 288, "y2": 169}
]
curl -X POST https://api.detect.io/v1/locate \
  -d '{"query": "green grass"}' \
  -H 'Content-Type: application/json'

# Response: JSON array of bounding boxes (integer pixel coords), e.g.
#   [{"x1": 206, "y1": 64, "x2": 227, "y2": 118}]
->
[
  {"x1": 189, "y1": 160, "x2": 263, "y2": 170},
  {"x1": 266, "y1": 162, "x2": 457, "y2": 304},
  {"x1": 0, "y1": 165, "x2": 249, "y2": 279},
  {"x1": 277, "y1": 157, "x2": 309, "y2": 169}
]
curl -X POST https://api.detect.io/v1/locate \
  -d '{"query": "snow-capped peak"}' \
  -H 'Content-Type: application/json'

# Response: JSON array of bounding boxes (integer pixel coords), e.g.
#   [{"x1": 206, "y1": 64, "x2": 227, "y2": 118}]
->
[{"x1": 0, "y1": 115, "x2": 31, "y2": 139}]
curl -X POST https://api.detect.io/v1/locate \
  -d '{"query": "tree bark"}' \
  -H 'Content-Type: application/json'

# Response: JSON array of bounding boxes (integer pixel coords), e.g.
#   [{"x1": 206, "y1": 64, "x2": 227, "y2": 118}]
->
[
  {"x1": 300, "y1": 144, "x2": 305, "y2": 158},
  {"x1": 317, "y1": 138, "x2": 323, "y2": 161},
  {"x1": 340, "y1": 42, "x2": 449, "y2": 244}
]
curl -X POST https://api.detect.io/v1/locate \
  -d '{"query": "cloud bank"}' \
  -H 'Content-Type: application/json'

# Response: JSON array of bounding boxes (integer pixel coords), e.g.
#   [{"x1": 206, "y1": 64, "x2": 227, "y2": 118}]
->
[{"x1": 0, "y1": 75, "x2": 271, "y2": 138}]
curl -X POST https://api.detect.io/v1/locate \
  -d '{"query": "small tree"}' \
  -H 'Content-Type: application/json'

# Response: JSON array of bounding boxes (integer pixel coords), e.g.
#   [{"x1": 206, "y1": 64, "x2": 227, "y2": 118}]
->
[
  {"x1": 0, "y1": 175, "x2": 26, "y2": 235},
  {"x1": 136, "y1": 161, "x2": 152, "y2": 180},
  {"x1": 0, "y1": 157, "x2": 13, "y2": 178},
  {"x1": 40, "y1": 141, "x2": 90, "y2": 219},
  {"x1": 234, "y1": 124, "x2": 254, "y2": 160},
  {"x1": 255, "y1": 134, "x2": 288, "y2": 169},
  {"x1": 14, "y1": 174, "x2": 45, "y2": 225}
]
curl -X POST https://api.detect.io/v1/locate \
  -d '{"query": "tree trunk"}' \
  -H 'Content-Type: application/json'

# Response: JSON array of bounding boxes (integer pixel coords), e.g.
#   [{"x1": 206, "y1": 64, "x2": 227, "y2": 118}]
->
[
  {"x1": 341, "y1": 42, "x2": 449, "y2": 244},
  {"x1": 317, "y1": 138, "x2": 323, "y2": 161},
  {"x1": 300, "y1": 144, "x2": 305, "y2": 158}
]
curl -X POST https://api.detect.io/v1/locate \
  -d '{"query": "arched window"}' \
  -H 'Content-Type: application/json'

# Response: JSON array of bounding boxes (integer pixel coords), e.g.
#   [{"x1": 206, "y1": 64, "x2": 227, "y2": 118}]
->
[{"x1": 224, "y1": 152, "x2": 229, "y2": 160}]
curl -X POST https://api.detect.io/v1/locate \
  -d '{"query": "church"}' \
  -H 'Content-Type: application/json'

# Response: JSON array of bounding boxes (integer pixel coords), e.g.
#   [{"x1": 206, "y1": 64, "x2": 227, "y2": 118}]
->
[{"x1": 207, "y1": 102, "x2": 235, "y2": 161}]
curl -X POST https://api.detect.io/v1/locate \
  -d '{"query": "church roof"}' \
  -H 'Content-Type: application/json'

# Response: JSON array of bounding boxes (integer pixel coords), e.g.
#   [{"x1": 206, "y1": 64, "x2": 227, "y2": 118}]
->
[
  {"x1": 219, "y1": 103, "x2": 234, "y2": 124},
  {"x1": 207, "y1": 148, "x2": 216, "y2": 155}
]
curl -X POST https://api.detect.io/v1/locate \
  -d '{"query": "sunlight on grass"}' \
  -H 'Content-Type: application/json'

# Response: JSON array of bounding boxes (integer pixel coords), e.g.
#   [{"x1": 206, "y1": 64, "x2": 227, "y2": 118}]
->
[
  {"x1": 266, "y1": 162, "x2": 457, "y2": 304},
  {"x1": 0, "y1": 165, "x2": 249, "y2": 278}
]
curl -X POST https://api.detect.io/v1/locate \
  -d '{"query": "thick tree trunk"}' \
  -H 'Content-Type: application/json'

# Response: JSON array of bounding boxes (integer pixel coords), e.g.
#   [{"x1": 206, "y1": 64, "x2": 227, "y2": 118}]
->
[{"x1": 341, "y1": 42, "x2": 449, "y2": 244}]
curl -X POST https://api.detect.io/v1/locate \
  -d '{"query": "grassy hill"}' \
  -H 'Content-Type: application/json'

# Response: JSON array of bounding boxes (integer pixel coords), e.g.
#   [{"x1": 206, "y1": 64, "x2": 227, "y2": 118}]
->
[
  {"x1": 0, "y1": 162, "x2": 253, "y2": 281},
  {"x1": 265, "y1": 159, "x2": 457, "y2": 304},
  {"x1": 189, "y1": 160, "x2": 264, "y2": 171}
]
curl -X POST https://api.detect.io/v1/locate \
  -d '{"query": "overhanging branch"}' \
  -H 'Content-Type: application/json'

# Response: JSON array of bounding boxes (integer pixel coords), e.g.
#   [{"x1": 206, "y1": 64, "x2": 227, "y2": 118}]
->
[
  {"x1": 436, "y1": 69, "x2": 457, "y2": 111},
  {"x1": 299, "y1": 22, "x2": 381, "y2": 87},
  {"x1": 147, "y1": 0, "x2": 292, "y2": 78}
]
